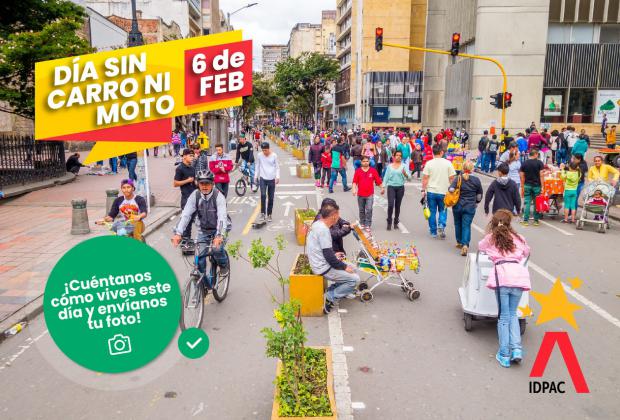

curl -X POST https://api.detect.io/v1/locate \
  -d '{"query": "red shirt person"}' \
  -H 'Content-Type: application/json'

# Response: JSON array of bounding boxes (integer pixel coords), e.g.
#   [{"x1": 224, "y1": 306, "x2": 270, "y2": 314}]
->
[{"x1": 352, "y1": 156, "x2": 384, "y2": 229}]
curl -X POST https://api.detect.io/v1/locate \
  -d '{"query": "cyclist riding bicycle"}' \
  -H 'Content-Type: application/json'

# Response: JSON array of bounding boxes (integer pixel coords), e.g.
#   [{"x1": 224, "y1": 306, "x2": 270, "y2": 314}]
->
[
  {"x1": 172, "y1": 170, "x2": 231, "y2": 283},
  {"x1": 235, "y1": 134, "x2": 256, "y2": 189}
]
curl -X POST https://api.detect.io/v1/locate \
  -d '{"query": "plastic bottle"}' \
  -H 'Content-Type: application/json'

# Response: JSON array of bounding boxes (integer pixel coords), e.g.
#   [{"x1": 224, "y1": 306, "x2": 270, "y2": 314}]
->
[{"x1": 4, "y1": 321, "x2": 27, "y2": 336}]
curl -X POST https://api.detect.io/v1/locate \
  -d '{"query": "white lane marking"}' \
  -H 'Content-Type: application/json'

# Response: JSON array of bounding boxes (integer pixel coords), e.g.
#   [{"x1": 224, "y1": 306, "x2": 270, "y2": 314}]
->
[
  {"x1": 372, "y1": 194, "x2": 410, "y2": 234},
  {"x1": 397, "y1": 222, "x2": 410, "y2": 234},
  {"x1": 470, "y1": 223, "x2": 620, "y2": 329},
  {"x1": 169, "y1": 215, "x2": 176, "y2": 221},
  {"x1": 275, "y1": 191, "x2": 316, "y2": 195},
  {"x1": 328, "y1": 308, "x2": 353, "y2": 417},
  {"x1": 539, "y1": 219, "x2": 575, "y2": 236},
  {"x1": 282, "y1": 201, "x2": 294, "y2": 217},
  {"x1": 278, "y1": 183, "x2": 317, "y2": 187},
  {"x1": 343, "y1": 346, "x2": 354, "y2": 352},
  {"x1": 0, "y1": 329, "x2": 49, "y2": 372},
  {"x1": 352, "y1": 402, "x2": 366, "y2": 410},
  {"x1": 289, "y1": 167, "x2": 296, "y2": 176},
  {"x1": 337, "y1": 308, "x2": 348, "y2": 313}
]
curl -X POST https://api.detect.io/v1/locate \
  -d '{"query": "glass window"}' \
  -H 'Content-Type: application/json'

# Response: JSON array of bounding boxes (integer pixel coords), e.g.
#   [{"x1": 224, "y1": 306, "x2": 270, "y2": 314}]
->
[
  {"x1": 404, "y1": 106, "x2": 420, "y2": 123},
  {"x1": 388, "y1": 105, "x2": 403, "y2": 123},
  {"x1": 547, "y1": 23, "x2": 571, "y2": 43},
  {"x1": 600, "y1": 25, "x2": 620, "y2": 43},
  {"x1": 389, "y1": 83, "x2": 404, "y2": 96},
  {"x1": 567, "y1": 89, "x2": 595, "y2": 123},
  {"x1": 571, "y1": 24, "x2": 595, "y2": 43}
]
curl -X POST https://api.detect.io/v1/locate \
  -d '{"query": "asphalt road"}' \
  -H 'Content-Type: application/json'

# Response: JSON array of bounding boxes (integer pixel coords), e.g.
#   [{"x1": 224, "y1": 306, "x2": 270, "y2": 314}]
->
[{"x1": 0, "y1": 145, "x2": 618, "y2": 419}]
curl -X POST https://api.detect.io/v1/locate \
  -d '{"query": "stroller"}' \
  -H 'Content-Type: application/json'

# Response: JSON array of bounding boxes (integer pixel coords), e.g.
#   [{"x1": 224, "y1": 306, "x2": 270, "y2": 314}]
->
[
  {"x1": 576, "y1": 181, "x2": 616, "y2": 233},
  {"x1": 458, "y1": 252, "x2": 529, "y2": 334},
  {"x1": 351, "y1": 224, "x2": 421, "y2": 302}
]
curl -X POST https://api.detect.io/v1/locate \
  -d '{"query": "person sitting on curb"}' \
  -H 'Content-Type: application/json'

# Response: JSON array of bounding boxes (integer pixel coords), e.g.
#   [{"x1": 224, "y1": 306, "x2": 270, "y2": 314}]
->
[
  {"x1": 96, "y1": 178, "x2": 147, "y2": 241},
  {"x1": 484, "y1": 163, "x2": 521, "y2": 217},
  {"x1": 307, "y1": 201, "x2": 359, "y2": 314}
]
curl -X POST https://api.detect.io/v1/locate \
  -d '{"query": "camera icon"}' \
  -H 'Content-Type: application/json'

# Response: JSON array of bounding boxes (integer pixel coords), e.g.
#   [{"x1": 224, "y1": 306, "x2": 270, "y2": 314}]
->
[{"x1": 108, "y1": 334, "x2": 132, "y2": 356}]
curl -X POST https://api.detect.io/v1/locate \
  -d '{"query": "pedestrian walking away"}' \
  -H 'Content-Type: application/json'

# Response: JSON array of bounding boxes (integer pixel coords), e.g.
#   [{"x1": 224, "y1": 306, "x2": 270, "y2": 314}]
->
[
  {"x1": 478, "y1": 209, "x2": 531, "y2": 368},
  {"x1": 485, "y1": 134, "x2": 499, "y2": 173},
  {"x1": 484, "y1": 163, "x2": 522, "y2": 217},
  {"x1": 448, "y1": 160, "x2": 483, "y2": 256},
  {"x1": 254, "y1": 142, "x2": 280, "y2": 223},
  {"x1": 329, "y1": 137, "x2": 351, "y2": 193},
  {"x1": 174, "y1": 148, "x2": 197, "y2": 249},
  {"x1": 352, "y1": 156, "x2": 384, "y2": 229},
  {"x1": 209, "y1": 143, "x2": 234, "y2": 197},
  {"x1": 422, "y1": 144, "x2": 456, "y2": 238},
  {"x1": 476, "y1": 130, "x2": 489, "y2": 170},
  {"x1": 519, "y1": 149, "x2": 545, "y2": 226},
  {"x1": 306, "y1": 202, "x2": 360, "y2": 314},
  {"x1": 382, "y1": 150, "x2": 411, "y2": 231}
]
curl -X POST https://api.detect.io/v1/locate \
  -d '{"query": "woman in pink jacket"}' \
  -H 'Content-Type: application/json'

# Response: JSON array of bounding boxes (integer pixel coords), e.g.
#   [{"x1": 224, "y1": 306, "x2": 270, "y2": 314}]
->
[{"x1": 478, "y1": 209, "x2": 531, "y2": 368}]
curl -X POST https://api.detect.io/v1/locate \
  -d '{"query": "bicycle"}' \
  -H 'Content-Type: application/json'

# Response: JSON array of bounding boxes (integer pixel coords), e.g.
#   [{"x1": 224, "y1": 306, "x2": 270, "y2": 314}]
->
[
  {"x1": 180, "y1": 239, "x2": 230, "y2": 330},
  {"x1": 234, "y1": 164, "x2": 258, "y2": 197}
]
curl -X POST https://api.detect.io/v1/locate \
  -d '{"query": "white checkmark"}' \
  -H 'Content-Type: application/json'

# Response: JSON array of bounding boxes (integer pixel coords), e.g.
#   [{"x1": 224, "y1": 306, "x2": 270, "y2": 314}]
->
[{"x1": 186, "y1": 337, "x2": 202, "y2": 349}]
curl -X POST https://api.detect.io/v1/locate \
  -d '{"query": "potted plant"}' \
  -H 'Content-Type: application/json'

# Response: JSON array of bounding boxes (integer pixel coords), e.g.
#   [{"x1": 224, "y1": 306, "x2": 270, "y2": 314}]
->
[
  {"x1": 294, "y1": 207, "x2": 317, "y2": 246},
  {"x1": 227, "y1": 237, "x2": 337, "y2": 418}
]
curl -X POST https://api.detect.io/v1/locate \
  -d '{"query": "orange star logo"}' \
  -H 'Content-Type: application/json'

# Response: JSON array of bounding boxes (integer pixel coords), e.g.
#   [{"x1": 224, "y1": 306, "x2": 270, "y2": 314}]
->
[
  {"x1": 568, "y1": 277, "x2": 583, "y2": 290},
  {"x1": 518, "y1": 305, "x2": 533, "y2": 317},
  {"x1": 531, "y1": 279, "x2": 583, "y2": 331}
]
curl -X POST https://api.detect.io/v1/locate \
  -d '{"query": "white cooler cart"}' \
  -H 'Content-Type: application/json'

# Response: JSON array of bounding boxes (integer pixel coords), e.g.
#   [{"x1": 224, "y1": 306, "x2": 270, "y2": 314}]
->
[{"x1": 458, "y1": 252, "x2": 530, "y2": 335}]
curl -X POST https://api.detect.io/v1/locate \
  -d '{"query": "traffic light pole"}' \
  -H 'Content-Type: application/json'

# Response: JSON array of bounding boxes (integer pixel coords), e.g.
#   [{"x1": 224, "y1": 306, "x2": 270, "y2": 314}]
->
[{"x1": 383, "y1": 41, "x2": 508, "y2": 134}]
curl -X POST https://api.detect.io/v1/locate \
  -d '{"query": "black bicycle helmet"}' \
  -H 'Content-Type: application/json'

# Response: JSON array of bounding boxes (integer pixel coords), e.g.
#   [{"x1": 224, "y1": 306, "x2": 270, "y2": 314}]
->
[{"x1": 195, "y1": 170, "x2": 215, "y2": 184}]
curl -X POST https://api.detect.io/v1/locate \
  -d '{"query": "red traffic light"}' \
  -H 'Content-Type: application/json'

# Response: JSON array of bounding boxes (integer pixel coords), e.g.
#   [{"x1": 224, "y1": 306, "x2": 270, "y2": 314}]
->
[
  {"x1": 376, "y1": 27, "x2": 383, "y2": 37},
  {"x1": 452, "y1": 33, "x2": 461, "y2": 42},
  {"x1": 504, "y1": 92, "x2": 512, "y2": 101},
  {"x1": 375, "y1": 27, "x2": 384, "y2": 52}
]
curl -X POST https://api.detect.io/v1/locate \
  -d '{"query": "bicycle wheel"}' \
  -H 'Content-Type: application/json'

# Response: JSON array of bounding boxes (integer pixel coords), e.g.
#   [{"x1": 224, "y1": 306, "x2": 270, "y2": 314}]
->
[
  {"x1": 235, "y1": 178, "x2": 247, "y2": 196},
  {"x1": 212, "y1": 252, "x2": 230, "y2": 302},
  {"x1": 180, "y1": 275, "x2": 204, "y2": 330}
]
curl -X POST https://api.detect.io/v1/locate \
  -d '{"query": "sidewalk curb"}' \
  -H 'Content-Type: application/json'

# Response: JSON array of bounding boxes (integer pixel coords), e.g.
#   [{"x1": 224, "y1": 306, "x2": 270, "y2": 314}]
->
[
  {"x1": 0, "y1": 206, "x2": 180, "y2": 344},
  {"x1": 1, "y1": 173, "x2": 76, "y2": 199},
  {"x1": 474, "y1": 169, "x2": 620, "y2": 222}
]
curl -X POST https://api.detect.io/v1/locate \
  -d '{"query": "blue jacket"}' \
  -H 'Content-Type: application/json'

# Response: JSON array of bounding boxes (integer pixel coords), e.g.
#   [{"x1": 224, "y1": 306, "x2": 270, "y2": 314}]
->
[{"x1": 571, "y1": 138, "x2": 588, "y2": 157}]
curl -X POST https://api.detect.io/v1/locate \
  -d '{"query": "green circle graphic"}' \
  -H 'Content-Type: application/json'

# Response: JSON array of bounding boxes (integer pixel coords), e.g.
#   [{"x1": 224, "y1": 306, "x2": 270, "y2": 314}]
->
[
  {"x1": 43, "y1": 236, "x2": 181, "y2": 373},
  {"x1": 178, "y1": 328, "x2": 210, "y2": 359}
]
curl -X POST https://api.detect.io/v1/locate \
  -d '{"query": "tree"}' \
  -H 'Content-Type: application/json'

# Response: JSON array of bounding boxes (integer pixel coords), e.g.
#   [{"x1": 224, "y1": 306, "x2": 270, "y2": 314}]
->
[
  {"x1": 228, "y1": 72, "x2": 280, "y2": 133},
  {"x1": 273, "y1": 52, "x2": 339, "y2": 124},
  {"x1": 0, "y1": 0, "x2": 92, "y2": 119}
]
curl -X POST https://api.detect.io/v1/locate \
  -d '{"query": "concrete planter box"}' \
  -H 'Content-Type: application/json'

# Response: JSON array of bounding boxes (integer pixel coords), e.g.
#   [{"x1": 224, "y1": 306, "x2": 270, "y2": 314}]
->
[
  {"x1": 289, "y1": 253, "x2": 325, "y2": 317},
  {"x1": 296, "y1": 163, "x2": 312, "y2": 179},
  {"x1": 294, "y1": 209, "x2": 315, "y2": 246},
  {"x1": 271, "y1": 346, "x2": 337, "y2": 420}
]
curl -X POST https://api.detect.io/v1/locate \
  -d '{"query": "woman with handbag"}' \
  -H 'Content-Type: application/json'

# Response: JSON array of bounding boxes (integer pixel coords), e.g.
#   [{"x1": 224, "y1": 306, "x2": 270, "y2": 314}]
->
[
  {"x1": 478, "y1": 209, "x2": 531, "y2": 368},
  {"x1": 447, "y1": 160, "x2": 483, "y2": 256}
]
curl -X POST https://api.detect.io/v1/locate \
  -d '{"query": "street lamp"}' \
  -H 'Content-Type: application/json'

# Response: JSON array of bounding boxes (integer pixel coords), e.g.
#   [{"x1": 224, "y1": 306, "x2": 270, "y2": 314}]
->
[{"x1": 227, "y1": 2, "x2": 259, "y2": 28}]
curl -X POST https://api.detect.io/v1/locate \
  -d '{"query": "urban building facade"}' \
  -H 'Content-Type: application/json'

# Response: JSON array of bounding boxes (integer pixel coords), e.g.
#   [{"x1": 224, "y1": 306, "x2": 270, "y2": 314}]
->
[
  {"x1": 85, "y1": 6, "x2": 128, "y2": 50},
  {"x1": 262, "y1": 45, "x2": 288, "y2": 78},
  {"x1": 84, "y1": 0, "x2": 202, "y2": 38},
  {"x1": 108, "y1": 11, "x2": 182, "y2": 44},
  {"x1": 287, "y1": 23, "x2": 323, "y2": 59},
  {"x1": 335, "y1": 0, "x2": 427, "y2": 131},
  {"x1": 321, "y1": 10, "x2": 337, "y2": 57},
  {"x1": 424, "y1": 0, "x2": 620, "y2": 138}
]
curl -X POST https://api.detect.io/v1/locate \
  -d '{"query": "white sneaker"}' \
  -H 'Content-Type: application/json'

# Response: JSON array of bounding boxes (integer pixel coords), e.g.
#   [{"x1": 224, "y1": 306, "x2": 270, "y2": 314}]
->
[
  {"x1": 267, "y1": 215, "x2": 272, "y2": 222},
  {"x1": 344, "y1": 293, "x2": 357, "y2": 299}
]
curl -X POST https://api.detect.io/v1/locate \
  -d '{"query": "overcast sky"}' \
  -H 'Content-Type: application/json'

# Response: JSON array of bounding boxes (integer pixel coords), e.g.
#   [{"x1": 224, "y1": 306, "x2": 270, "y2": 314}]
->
[{"x1": 224, "y1": 0, "x2": 336, "y2": 70}]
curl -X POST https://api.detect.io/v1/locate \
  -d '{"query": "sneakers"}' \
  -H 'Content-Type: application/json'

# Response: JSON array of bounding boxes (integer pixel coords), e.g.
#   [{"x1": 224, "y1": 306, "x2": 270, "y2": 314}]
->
[
  {"x1": 328, "y1": 189, "x2": 334, "y2": 194},
  {"x1": 267, "y1": 214, "x2": 272, "y2": 222},
  {"x1": 323, "y1": 296, "x2": 335, "y2": 314},
  {"x1": 533, "y1": 220, "x2": 540, "y2": 226},
  {"x1": 393, "y1": 220, "x2": 399, "y2": 229},
  {"x1": 460, "y1": 245, "x2": 468, "y2": 256},
  {"x1": 455, "y1": 243, "x2": 463, "y2": 249},
  {"x1": 387, "y1": 222, "x2": 392, "y2": 231},
  {"x1": 496, "y1": 352, "x2": 511, "y2": 368},
  {"x1": 430, "y1": 233, "x2": 437, "y2": 239},
  {"x1": 344, "y1": 293, "x2": 357, "y2": 300},
  {"x1": 315, "y1": 181, "x2": 320, "y2": 187},
  {"x1": 438, "y1": 227, "x2": 446, "y2": 239},
  {"x1": 343, "y1": 187, "x2": 352, "y2": 192},
  {"x1": 511, "y1": 349, "x2": 523, "y2": 364},
  {"x1": 258, "y1": 213, "x2": 266, "y2": 223},
  {"x1": 520, "y1": 220, "x2": 530, "y2": 227}
]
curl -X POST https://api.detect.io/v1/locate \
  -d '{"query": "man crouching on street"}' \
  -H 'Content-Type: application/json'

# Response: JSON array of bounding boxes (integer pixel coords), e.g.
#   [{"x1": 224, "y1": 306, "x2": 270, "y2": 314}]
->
[{"x1": 306, "y1": 201, "x2": 359, "y2": 314}]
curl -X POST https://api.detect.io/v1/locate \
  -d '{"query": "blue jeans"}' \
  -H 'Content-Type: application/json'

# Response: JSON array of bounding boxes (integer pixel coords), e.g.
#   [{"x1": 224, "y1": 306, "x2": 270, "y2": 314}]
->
[
  {"x1": 108, "y1": 157, "x2": 118, "y2": 173},
  {"x1": 452, "y1": 205, "x2": 475, "y2": 247},
  {"x1": 240, "y1": 160, "x2": 255, "y2": 186},
  {"x1": 324, "y1": 266, "x2": 359, "y2": 302},
  {"x1": 485, "y1": 151, "x2": 497, "y2": 172},
  {"x1": 127, "y1": 158, "x2": 138, "y2": 181},
  {"x1": 497, "y1": 286, "x2": 523, "y2": 358},
  {"x1": 197, "y1": 232, "x2": 229, "y2": 288},
  {"x1": 427, "y1": 191, "x2": 447, "y2": 235},
  {"x1": 476, "y1": 151, "x2": 486, "y2": 169},
  {"x1": 555, "y1": 149, "x2": 568, "y2": 165},
  {"x1": 329, "y1": 168, "x2": 348, "y2": 191}
]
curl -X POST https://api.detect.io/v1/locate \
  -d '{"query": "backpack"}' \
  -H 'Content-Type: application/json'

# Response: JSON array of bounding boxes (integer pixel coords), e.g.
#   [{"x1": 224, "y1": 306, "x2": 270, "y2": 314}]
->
[
  {"x1": 444, "y1": 175, "x2": 461, "y2": 207},
  {"x1": 488, "y1": 141, "x2": 498, "y2": 153}
]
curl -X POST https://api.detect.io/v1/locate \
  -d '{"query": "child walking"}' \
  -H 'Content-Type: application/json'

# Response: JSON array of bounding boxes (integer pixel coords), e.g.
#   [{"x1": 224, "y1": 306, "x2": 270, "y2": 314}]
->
[
  {"x1": 320, "y1": 145, "x2": 332, "y2": 188},
  {"x1": 412, "y1": 144, "x2": 423, "y2": 178},
  {"x1": 478, "y1": 209, "x2": 531, "y2": 368},
  {"x1": 560, "y1": 162, "x2": 581, "y2": 223}
]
